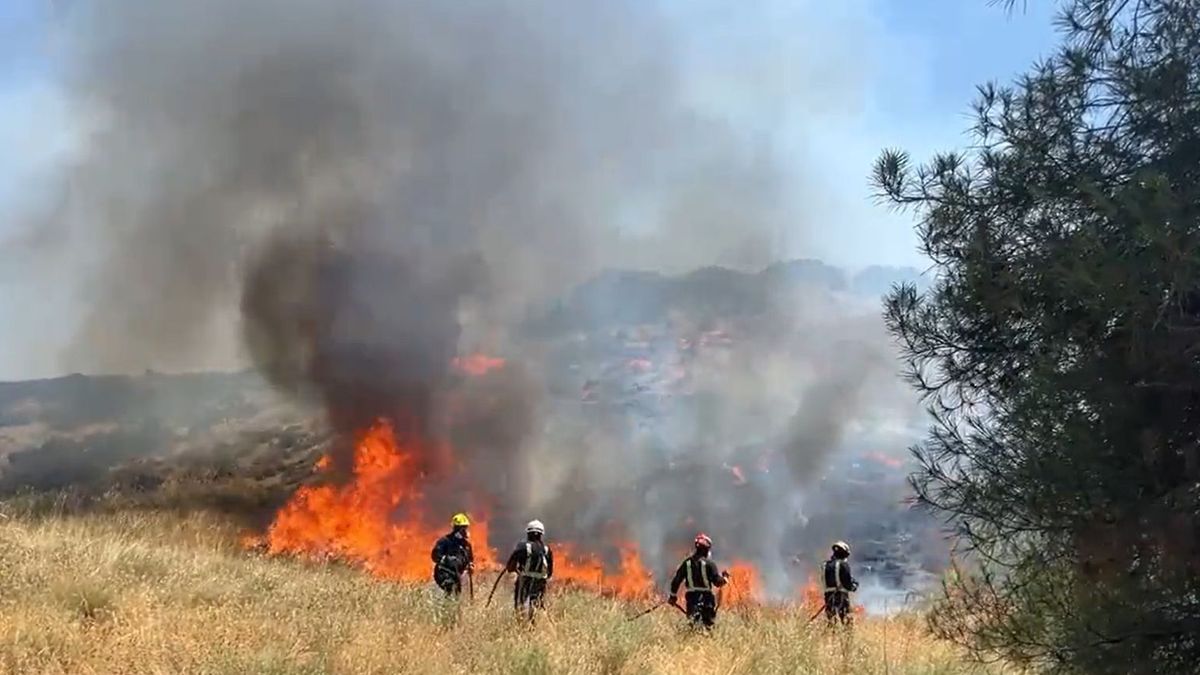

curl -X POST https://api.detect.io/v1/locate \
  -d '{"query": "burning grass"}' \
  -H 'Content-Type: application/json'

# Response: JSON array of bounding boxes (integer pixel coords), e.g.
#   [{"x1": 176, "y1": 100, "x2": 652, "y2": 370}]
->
[
  {"x1": 253, "y1": 418, "x2": 745, "y2": 604},
  {"x1": 0, "y1": 504, "x2": 1009, "y2": 674}
]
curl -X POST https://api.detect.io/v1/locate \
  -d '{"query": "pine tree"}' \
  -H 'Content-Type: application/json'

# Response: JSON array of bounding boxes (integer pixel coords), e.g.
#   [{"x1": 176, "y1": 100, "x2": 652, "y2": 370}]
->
[{"x1": 873, "y1": 1, "x2": 1200, "y2": 671}]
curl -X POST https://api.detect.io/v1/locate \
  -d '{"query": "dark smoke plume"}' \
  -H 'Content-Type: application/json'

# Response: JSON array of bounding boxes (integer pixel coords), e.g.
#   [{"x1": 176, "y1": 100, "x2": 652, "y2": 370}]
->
[{"x1": 46, "y1": 0, "x2": 785, "y2": 380}]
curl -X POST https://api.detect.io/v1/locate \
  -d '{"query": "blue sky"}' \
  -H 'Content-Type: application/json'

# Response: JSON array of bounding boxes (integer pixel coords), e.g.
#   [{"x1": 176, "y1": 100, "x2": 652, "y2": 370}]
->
[
  {"x1": 0, "y1": 2, "x2": 64, "y2": 218},
  {"x1": 656, "y1": 0, "x2": 1059, "y2": 269},
  {"x1": 0, "y1": 2, "x2": 45, "y2": 72},
  {"x1": 0, "y1": 0, "x2": 1060, "y2": 379}
]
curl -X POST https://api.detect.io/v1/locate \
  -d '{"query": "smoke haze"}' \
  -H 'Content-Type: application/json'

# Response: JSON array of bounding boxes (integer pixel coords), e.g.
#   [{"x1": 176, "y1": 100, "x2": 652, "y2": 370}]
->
[
  {"x1": 38, "y1": 0, "x2": 794, "y2": 377},
  {"x1": 7, "y1": 0, "x2": 926, "y2": 598}
]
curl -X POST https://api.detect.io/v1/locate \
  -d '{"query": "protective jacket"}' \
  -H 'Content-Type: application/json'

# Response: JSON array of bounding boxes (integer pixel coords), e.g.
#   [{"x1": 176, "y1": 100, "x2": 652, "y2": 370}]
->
[
  {"x1": 505, "y1": 539, "x2": 553, "y2": 610},
  {"x1": 823, "y1": 557, "x2": 856, "y2": 594},
  {"x1": 505, "y1": 540, "x2": 554, "y2": 580},
  {"x1": 431, "y1": 530, "x2": 474, "y2": 594},
  {"x1": 823, "y1": 556, "x2": 858, "y2": 623},
  {"x1": 669, "y1": 554, "x2": 727, "y2": 627}
]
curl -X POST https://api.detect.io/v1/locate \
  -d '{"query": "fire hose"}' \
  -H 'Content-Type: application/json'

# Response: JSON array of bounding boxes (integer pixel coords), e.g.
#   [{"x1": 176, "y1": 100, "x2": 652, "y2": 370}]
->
[
  {"x1": 806, "y1": 603, "x2": 827, "y2": 624},
  {"x1": 626, "y1": 598, "x2": 687, "y2": 622},
  {"x1": 485, "y1": 570, "x2": 507, "y2": 607},
  {"x1": 630, "y1": 570, "x2": 731, "y2": 622}
]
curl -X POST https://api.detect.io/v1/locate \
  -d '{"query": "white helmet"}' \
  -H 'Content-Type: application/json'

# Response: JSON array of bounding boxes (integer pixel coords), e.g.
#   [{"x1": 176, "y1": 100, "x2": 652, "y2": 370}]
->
[
  {"x1": 832, "y1": 540, "x2": 850, "y2": 555},
  {"x1": 526, "y1": 519, "x2": 545, "y2": 535}
]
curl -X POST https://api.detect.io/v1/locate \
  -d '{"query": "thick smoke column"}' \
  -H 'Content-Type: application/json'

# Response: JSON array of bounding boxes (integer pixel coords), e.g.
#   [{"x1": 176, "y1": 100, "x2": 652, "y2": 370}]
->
[{"x1": 47, "y1": 0, "x2": 785, "y2": 378}]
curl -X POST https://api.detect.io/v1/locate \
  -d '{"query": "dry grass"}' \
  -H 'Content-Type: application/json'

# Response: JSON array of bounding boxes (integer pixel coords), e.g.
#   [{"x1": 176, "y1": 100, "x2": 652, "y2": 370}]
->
[{"x1": 0, "y1": 505, "x2": 1006, "y2": 674}]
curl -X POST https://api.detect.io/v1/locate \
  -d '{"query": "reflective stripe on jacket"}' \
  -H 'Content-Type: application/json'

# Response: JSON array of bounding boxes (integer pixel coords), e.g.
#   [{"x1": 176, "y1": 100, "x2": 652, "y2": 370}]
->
[
  {"x1": 520, "y1": 542, "x2": 549, "y2": 579},
  {"x1": 823, "y1": 558, "x2": 854, "y2": 594},
  {"x1": 684, "y1": 557, "x2": 713, "y2": 591}
]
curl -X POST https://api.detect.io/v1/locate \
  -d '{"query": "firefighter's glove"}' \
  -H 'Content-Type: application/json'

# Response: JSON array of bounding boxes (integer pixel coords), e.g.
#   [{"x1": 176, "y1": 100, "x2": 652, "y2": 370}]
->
[
  {"x1": 850, "y1": 581, "x2": 859, "y2": 592},
  {"x1": 667, "y1": 595, "x2": 677, "y2": 607},
  {"x1": 721, "y1": 571, "x2": 730, "y2": 580}
]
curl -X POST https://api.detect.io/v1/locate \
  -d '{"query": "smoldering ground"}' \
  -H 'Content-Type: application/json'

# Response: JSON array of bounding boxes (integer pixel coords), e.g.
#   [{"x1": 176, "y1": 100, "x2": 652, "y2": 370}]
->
[
  {"x1": 522, "y1": 285, "x2": 920, "y2": 595},
  {"x1": 13, "y1": 0, "x2": 924, "y2": 595}
]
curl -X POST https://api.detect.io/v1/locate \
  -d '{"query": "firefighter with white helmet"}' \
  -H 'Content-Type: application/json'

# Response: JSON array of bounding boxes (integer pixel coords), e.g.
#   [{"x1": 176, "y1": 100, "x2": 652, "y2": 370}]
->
[
  {"x1": 502, "y1": 519, "x2": 554, "y2": 619},
  {"x1": 823, "y1": 540, "x2": 859, "y2": 624}
]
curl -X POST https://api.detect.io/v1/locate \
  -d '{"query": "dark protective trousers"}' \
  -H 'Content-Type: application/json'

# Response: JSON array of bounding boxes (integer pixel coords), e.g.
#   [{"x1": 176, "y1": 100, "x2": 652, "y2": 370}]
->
[
  {"x1": 434, "y1": 565, "x2": 462, "y2": 595},
  {"x1": 514, "y1": 576, "x2": 547, "y2": 609},
  {"x1": 684, "y1": 590, "x2": 718, "y2": 628},
  {"x1": 824, "y1": 591, "x2": 851, "y2": 624}
]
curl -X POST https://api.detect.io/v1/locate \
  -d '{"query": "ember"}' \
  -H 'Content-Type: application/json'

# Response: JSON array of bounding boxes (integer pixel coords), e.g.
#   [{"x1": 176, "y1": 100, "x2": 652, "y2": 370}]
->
[
  {"x1": 724, "y1": 463, "x2": 748, "y2": 485},
  {"x1": 452, "y1": 353, "x2": 507, "y2": 377},
  {"x1": 626, "y1": 357, "x2": 653, "y2": 373},
  {"x1": 865, "y1": 451, "x2": 904, "y2": 470}
]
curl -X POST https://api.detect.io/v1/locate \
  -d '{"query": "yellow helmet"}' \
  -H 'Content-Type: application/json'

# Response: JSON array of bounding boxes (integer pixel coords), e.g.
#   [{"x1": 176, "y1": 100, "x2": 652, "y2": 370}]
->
[{"x1": 451, "y1": 513, "x2": 471, "y2": 527}]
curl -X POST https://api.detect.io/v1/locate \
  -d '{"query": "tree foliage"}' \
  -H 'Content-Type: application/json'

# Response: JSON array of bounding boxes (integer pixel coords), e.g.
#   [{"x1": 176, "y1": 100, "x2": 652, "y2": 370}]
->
[{"x1": 874, "y1": 1, "x2": 1200, "y2": 672}]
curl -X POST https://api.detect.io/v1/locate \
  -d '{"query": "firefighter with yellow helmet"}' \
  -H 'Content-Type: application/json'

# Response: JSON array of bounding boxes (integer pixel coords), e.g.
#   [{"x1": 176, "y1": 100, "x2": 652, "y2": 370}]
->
[{"x1": 431, "y1": 513, "x2": 475, "y2": 596}]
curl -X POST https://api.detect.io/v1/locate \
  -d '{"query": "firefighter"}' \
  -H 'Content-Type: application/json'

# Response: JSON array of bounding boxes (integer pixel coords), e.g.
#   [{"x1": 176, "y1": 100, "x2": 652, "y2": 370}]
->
[
  {"x1": 431, "y1": 513, "x2": 474, "y2": 596},
  {"x1": 668, "y1": 533, "x2": 729, "y2": 629},
  {"x1": 503, "y1": 519, "x2": 554, "y2": 618},
  {"x1": 823, "y1": 540, "x2": 858, "y2": 624}
]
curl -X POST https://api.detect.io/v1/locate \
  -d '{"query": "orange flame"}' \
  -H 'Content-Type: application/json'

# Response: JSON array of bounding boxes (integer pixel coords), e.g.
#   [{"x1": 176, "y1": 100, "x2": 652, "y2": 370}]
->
[
  {"x1": 452, "y1": 353, "x2": 507, "y2": 376},
  {"x1": 540, "y1": 541, "x2": 656, "y2": 600},
  {"x1": 252, "y1": 417, "x2": 813, "y2": 610},
  {"x1": 260, "y1": 419, "x2": 497, "y2": 577},
  {"x1": 799, "y1": 574, "x2": 824, "y2": 609},
  {"x1": 254, "y1": 417, "x2": 666, "y2": 600},
  {"x1": 722, "y1": 560, "x2": 763, "y2": 606}
]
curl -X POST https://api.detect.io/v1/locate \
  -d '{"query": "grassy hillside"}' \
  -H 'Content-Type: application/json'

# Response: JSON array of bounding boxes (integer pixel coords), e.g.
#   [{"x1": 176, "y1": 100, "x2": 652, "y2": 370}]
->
[{"x1": 0, "y1": 504, "x2": 1001, "y2": 675}]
